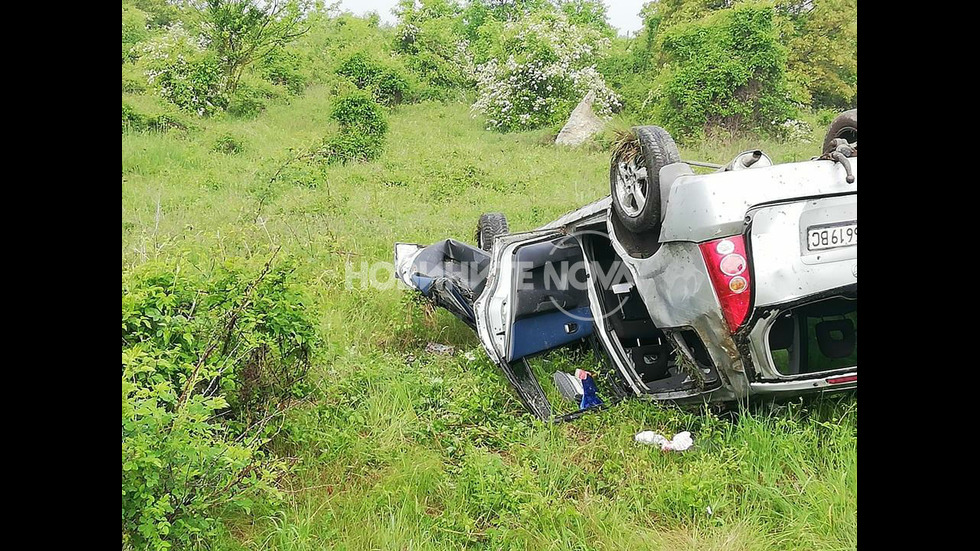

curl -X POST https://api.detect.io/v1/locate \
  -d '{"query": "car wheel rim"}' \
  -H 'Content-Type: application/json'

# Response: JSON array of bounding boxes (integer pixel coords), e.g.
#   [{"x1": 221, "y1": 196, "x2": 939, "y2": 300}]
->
[{"x1": 615, "y1": 158, "x2": 648, "y2": 217}]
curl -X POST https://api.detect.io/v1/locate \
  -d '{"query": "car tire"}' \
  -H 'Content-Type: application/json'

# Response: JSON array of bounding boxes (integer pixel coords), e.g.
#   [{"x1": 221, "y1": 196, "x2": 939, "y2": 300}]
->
[
  {"x1": 476, "y1": 212, "x2": 509, "y2": 251},
  {"x1": 610, "y1": 125, "x2": 681, "y2": 234},
  {"x1": 821, "y1": 108, "x2": 857, "y2": 155}
]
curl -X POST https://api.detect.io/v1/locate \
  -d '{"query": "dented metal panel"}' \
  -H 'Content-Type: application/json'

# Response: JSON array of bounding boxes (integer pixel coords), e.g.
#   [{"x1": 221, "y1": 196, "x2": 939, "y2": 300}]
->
[
  {"x1": 749, "y1": 196, "x2": 857, "y2": 308},
  {"x1": 659, "y1": 158, "x2": 858, "y2": 243}
]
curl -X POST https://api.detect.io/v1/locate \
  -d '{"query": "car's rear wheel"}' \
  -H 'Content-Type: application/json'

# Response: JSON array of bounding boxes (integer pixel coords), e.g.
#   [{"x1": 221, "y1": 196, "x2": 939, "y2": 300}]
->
[
  {"x1": 610, "y1": 125, "x2": 681, "y2": 234},
  {"x1": 822, "y1": 108, "x2": 857, "y2": 154},
  {"x1": 476, "y1": 212, "x2": 508, "y2": 251}
]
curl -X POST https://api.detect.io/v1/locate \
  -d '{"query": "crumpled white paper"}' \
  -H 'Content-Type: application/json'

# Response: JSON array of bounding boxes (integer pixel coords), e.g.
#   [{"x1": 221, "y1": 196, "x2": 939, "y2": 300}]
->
[{"x1": 635, "y1": 430, "x2": 694, "y2": 452}]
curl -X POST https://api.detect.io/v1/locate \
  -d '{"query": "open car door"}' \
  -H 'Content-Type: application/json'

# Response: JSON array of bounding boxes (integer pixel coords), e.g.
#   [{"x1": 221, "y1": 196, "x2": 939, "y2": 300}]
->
[{"x1": 474, "y1": 230, "x2": 606, "y2": 421}]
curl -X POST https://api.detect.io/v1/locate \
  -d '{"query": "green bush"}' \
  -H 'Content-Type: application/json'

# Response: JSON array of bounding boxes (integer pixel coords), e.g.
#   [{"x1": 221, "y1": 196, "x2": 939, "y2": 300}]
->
[
  {"x1": 779, "y1": 0, "x2": 857, "y2": 109},
  {"x1": 258, "y1": 47, "x2": 308, "y2": 95},
  {"x1": 319, "y1": 131, "x2": 386, "y2": 165},
  {"x1": 122, "y1": 4, "x2": 151, "y2": 62},
  {"x1": 335, "y1": 52, "x2": 414, "y2": 106},
  {"x1": 329, "y1": 90, "x2": 389, "y2": 136},
  {"x1": 319, "y1": 90, "x2": 389, "y2": 164},
  {"x1": 393, "y1": 0, "x2": 474, "y2": 97},
  {"x1": 655, "y1": 3, "x2": 797, "y2": 141},
  {"x1": 229, "y1": 76, "x2": 289, "y2": 118},
  {"x1": 212, "y1": 133, "x2": 245, "y2": 154},
  {"x1": 122, "y1": 103, "x2": 188, "y2": 133},
  {"x1": 121, "y1": 259, "x2": 318, "y2": 549},
  {"x1": 138, "y1": 24, "x2": 228, "y2": 116},
  {"x1": 227, "y1": 83, "x2": 268, "y2": 118},
  {"x1": 156, "y1": 57, "x2": 227, "y2": 116}
]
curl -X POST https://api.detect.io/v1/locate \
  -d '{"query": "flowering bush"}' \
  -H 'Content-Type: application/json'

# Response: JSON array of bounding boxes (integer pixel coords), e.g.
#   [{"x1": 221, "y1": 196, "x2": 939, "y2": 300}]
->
[
  {"x1": 471, "y1": 11, "x2": 620, "y2": 131},
  {"x1": 137, "y1": 23, "x2": 228, "y2": 116}
]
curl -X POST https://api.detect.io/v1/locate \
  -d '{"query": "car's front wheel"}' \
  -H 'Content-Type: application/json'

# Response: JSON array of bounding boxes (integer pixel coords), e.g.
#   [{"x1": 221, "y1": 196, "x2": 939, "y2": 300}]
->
[{"x1": 610, "y1": 125, "x2": 681, "y2": 234}]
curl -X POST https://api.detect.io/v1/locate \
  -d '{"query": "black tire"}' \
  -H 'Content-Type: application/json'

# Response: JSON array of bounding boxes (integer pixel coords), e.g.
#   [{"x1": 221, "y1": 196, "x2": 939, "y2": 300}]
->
[
  {"x1": 476, "y1": 212, "x2": 509, "y2": 251},
  {"x1": 822, "y1": 108, "x2": 857, "y2": 155},
  {"x1": 610, "y1": 125, "x2": 681, "y2": 234}
]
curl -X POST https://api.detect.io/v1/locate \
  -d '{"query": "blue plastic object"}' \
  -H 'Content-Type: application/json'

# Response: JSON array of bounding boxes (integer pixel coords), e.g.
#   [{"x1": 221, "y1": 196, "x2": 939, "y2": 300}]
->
[{"x1": 580, "y1": 373, "x2": 603, "y2": 410}]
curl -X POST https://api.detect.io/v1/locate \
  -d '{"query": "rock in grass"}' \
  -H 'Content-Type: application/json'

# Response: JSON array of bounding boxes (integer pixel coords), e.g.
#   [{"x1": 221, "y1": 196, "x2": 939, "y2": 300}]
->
[
  {"x1": 425, "y1": 342, "x2": 455, "y2": 355},
  {"x1": 555, "y1": 91, "x2": 604, "y2": 146}
]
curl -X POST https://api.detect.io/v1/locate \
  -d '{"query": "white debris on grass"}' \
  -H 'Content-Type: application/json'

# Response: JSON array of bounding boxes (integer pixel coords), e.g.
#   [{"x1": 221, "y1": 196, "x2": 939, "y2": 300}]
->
[{"x1": 635, "y1": 430, "x2": 694, "y2": 452}]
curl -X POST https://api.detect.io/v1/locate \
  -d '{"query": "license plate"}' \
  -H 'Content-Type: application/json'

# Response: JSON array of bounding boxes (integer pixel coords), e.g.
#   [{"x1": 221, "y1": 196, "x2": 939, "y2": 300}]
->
[{"x1": 807, "y1": 222, "x2": 857, "y2": 251}]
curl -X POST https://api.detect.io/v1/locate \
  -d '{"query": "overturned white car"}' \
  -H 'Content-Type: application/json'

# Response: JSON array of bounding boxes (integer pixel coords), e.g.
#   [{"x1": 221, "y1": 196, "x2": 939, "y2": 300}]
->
[{"x1": 395, "y1": 111, "x2": 858, "y2": 421}]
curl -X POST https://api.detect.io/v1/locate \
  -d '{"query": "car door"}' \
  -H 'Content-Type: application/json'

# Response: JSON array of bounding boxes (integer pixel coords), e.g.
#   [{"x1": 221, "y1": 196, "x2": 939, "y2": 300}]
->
[{"x1": 474, "y1": 230, "x2": 600, "y2": 421}]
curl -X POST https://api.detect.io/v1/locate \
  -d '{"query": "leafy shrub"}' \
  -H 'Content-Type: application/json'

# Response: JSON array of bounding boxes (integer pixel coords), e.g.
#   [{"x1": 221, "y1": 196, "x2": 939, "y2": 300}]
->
[
  {"x1": 122, "y1": 103, "x2": 147, "y2": 131},
  {"x1": 655, "y1": 3, "x2": 797, "y2": 141},
  {"x1": 138, "y1": 23, "x2": 228, "y2": 116},
  {"x1": 229, "y1": 76, "x2": 289, "y2": 118},
  {"x1": 123, "y1": 62, "x2": 149, "y2": 93},
  {"x1": 154, "y1": 57, "x2": 228, "y2": 116},
  {"x1": 121, "y1": 258, "x2": 318, "y2": 549},
  {"x1": 122, "y1": 4, "x2": 151, "y2": 62},
  {"x1": 778, "y1": 0, "x2": 857, "y2": 109},
  {"x1": 471, "y1": 10, "x2": 620, "y2": 131},
  {"x1": 226, "y1": 82, "x2": 268, "y2": 118},
  {"x1": 258, "y1": 47, "x2": 308, "y2": 94},
  {"x1": 319, "y1": 131, "x2": 386, "y2": 165},
  {"x1": 212, "y1": 133, "x2": 245, "y2": 154},
  {"x1": 319, "y1": 90, "x2": 389, "y2": 164},
  {"x1": 329, "y1": 90, "x2": 389, "y2": 136},
  {"x1": 335, "y1": 52, "x2": 414, "y2": 106},
  {"x1": 393, "y1": 0, "x2": 474, "y2": 97},
  {"x1": 122, "y1": 103, "x2": 188, "y2": 133},
  {"x1": 199, "y1": 0, "x2": 307, "y2": 97}
]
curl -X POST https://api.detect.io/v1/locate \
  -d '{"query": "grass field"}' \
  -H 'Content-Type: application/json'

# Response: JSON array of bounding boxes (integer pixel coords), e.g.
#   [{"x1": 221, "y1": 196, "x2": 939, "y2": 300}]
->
[{"x1": 122, "y1": 86, "x2": 857, "y2": 550}]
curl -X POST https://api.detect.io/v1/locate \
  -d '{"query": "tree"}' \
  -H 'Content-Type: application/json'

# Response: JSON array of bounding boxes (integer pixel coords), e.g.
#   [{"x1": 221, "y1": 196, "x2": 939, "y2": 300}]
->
[
  {"x1": 199, "y1": 0, "x2": 310, "y2": 93},
  {"x1": 777, "y1": 0, "x2": 857, "y2": 108}
]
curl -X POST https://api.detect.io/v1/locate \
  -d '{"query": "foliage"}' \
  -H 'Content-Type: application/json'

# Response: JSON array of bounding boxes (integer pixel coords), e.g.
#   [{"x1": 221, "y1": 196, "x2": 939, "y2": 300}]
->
[
  {"x1": 122, "y1": 103, "x2": 189, "y2": 133},
  {"x1": 393, "y1": 0, "x2": 474, "y2": 97},
  {"x1": 122, "y1": 4, "x2": 858, "y2": 547},
  {"x1": 320, "y1": 90, "x2": 389, "y2": 163},
  {"x1": 472, "y1": 10, "x2": 620, "y2": 131},
  {"x1": 256, "y1": 46, "x2": 308, "y2": 94},
  {"x1": 777, "y1": 0, "x2": 857, "y2": 108},
  {"x1": 212, "y1": 132, "x2": 245, "y2": 154},
  {"x1": 198, "y1": 0, "x2": 309, "y2": 94},
  {"x1": 227, "y1": 75, "x2": 289, "y2": 118},
  {"x1": 335, "y1": 52, "x2": 414, "y2": 106},
  {"x1": 137, "y1": 23, "x2": 228, "y2": 116},
  {"x1": 121, "y1": 257, "x2": 318, "y2": 549},
  {"x1": 553, "y1": 0, "x2": 615, "y2": 36},
  {"x1": 129, "y1": 0, "x2": 186, "y2": 28},
  {"x1": 123, "y1": 4, "x2": 152, "y2": 62},
  {"x1": 596, "y1": 35, "x2": 658, "y2": 118},
  {"x1": 655, "y1": 3, "x2": 797, "y2": 140}
]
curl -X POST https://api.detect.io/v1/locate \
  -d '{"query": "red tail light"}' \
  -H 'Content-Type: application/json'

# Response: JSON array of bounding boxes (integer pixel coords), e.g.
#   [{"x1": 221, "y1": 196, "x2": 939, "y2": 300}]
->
[
  {"x1": 827, "y1": 375, "x2": 857, "y2": 385},
  {"x1": 699, "y1": 236, "x2": 752, "y2": 333}
]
